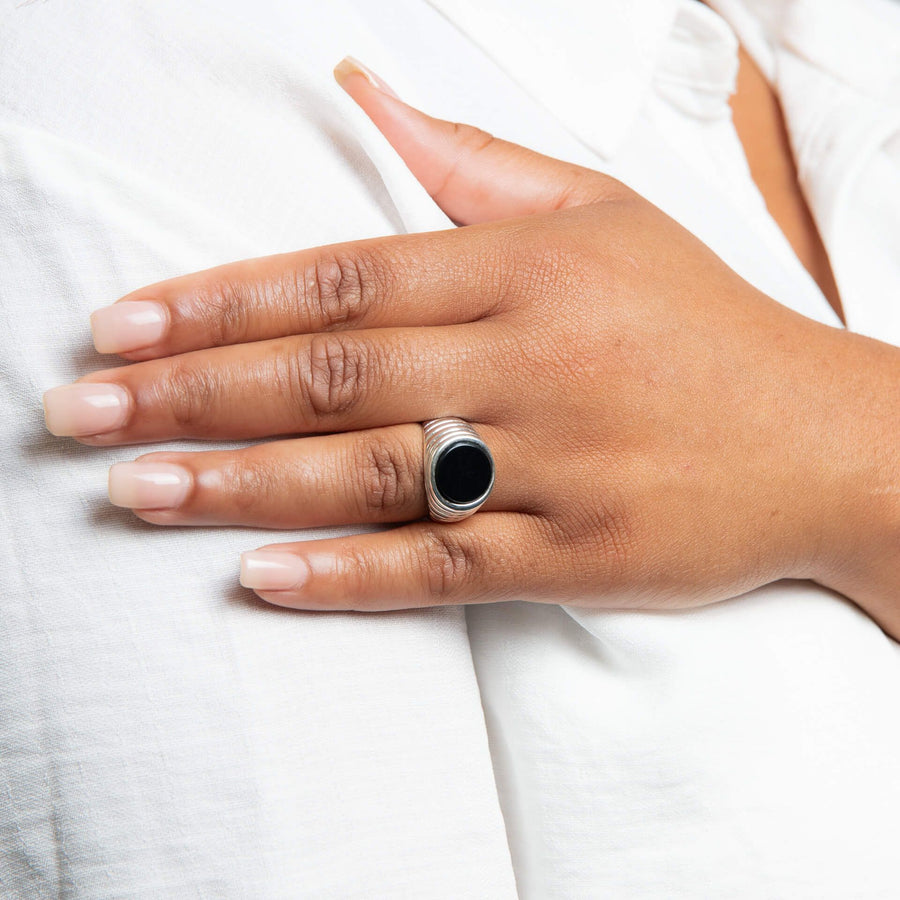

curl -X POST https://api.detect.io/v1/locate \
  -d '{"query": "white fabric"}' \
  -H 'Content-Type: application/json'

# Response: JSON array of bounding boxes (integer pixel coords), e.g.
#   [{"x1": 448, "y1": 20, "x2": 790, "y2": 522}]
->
[
  {"x1": 2, "y1": 1, "x2": 899, "y2": 899},
  {"x1": 461, "y1": 0, "x2": 900, "y2": 896},
  {"x1": 0, "y1": 2, "x2": 515, "y2": 897}
]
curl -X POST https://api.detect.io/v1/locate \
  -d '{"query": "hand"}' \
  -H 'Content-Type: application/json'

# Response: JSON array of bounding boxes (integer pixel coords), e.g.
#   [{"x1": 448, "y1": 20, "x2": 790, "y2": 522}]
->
[{"x1": 42, "y1": 59, "x2": 900, "y2": 634}]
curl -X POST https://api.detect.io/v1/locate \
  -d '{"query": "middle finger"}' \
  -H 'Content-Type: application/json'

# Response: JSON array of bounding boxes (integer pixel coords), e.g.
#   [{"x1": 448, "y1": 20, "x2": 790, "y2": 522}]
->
[{"x1": 45, "y1": 325, "x2": 504, "y2": 444}]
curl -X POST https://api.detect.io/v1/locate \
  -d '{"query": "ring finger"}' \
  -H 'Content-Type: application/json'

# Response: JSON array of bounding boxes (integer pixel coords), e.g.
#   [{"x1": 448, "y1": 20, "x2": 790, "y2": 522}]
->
[{"x1": 108, "y1": 423, "x2": 526, "y2": 528}]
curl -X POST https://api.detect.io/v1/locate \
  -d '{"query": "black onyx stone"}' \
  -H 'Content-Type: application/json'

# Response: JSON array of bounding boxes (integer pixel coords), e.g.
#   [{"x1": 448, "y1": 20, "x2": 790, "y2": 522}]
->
[{"x1": 434, "y1": 443, "x2": 493, "y2": 505}]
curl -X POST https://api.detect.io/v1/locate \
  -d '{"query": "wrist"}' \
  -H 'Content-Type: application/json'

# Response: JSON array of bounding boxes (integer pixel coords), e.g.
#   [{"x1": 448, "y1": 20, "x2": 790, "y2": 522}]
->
[{"x1": 809, "y1": 330, "x2": 900, "y2": 638}]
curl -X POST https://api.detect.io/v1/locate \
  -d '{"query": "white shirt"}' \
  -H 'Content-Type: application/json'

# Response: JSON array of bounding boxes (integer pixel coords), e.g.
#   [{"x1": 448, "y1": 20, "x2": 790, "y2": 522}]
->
[
  {"x1": 1, "y1": 0, "x2": 898, "y2": 897},
  {"x1": 460, "y1": 0, "x2": 900, "y2": 895}
]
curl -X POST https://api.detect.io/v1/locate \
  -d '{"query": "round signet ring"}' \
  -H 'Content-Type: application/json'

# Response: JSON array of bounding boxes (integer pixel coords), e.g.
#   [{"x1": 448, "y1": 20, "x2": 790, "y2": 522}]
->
[{"x1": 423, "y1": 418, "x2": 495, "y2": 522}]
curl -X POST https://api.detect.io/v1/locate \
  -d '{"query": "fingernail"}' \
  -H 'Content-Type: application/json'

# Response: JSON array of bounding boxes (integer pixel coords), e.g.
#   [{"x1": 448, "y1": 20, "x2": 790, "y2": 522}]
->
[
  {"x1": 240, "y1": 551, "x2": 309, "y2": 591},
  {"x1": 42, "y1": 383, "x2": 130, "y2": 436},
  {"x1": 108, "y1": 462, "x2": 191, "y2": 509},
  {"x1": 91, "y1": 301, "x2": 167, "y2": 354},
  {"x1": 333, "y1": 56, "x2": 400, "y2": 99}
]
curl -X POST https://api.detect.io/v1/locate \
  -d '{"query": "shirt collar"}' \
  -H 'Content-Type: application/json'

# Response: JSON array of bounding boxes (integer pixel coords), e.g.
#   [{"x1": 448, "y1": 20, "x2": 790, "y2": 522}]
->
[
  {"x1": 425, "y1": 0, "x2": 679, "y2": 158},
  {"x1": 712, "y1": 0, "x2": 900, "y2": 101},
  {"x1": 654, "y1": 1, "x2": 739, "y2": 120}
]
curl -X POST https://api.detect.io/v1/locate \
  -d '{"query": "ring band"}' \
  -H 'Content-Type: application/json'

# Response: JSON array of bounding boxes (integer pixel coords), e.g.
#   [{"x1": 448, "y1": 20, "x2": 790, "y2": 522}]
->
[{"x1": 423, "y1": 418, "x2": 495, "y2": 522}]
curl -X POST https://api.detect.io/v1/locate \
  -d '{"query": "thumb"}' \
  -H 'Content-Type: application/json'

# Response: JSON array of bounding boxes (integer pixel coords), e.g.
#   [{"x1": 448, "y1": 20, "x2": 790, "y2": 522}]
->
[{"x1": 333, "y1": 57, "x2": 616, "y2": 225}]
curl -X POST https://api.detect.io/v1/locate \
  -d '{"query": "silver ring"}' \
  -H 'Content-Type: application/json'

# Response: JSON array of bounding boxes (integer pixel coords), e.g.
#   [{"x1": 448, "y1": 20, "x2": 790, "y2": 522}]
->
[{"x1": 423, "y1": 418, "x2": 495, "y2": 522}]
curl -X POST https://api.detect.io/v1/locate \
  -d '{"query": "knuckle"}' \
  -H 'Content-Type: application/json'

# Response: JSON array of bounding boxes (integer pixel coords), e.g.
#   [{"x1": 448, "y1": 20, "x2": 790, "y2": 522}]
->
[
  {"x1": 452, "y1": 121, "x2": 495, "y2": 157},
  {"x1": 158, "y1": 361, "x2": 219, "y2": 431},
  {"x1": 550, "y1": 170, "x2": 623, "y2": 210},
  {"x1": 356, "y1": 436, "x2": 421, "y2": 517},
  {"x1": 303, "y1": 333, "x2": 374, "y2": 422},
  {"x1": 337, "y1": 547, "x2": 382, "y2": 609},
  {"x1": 597, "y1": 514, "x2": 633, "y2": 571},
  {"x1": 221, "y1": 459, "x2": 274, "y2": 513},
  {"x1": 268, "y1": 342, "x2": 310, "y2": 422},
  {"x1": 556, "y1": 497, "x2": 635, "y2": 581},
  {"x1": 421, "y1": 529, "x2": 479, "y2": 600},
  {"x1": 506, "y1": 228, "x2": 584, "y2": 309},
  {"x1": 525, "y1": 244, "x2": 577, "y2": 299},
  {"x1": 215, "y1": 448, "x2": 308, "y2": 518},
  {"x1": 190, "y1": 276, "x2": 256, "y2": 347},
  {"x1": 304, "y1": 249, "x2": 385, "y2": 331},
  {"x1": 432, "y1": 124, "x2": 496, "y2": 202},
  {"x1": 591, "y1": 499, "x2": 635, "y2": 573}
]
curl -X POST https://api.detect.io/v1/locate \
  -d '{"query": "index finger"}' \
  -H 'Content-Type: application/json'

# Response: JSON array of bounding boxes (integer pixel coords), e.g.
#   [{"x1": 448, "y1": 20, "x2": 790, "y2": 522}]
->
[{"x1": 89, "y1": 225, "x2": 512, "y2": 360}]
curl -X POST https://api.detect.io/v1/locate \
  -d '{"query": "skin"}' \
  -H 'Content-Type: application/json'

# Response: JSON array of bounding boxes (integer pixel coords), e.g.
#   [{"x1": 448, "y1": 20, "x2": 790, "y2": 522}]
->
[
  {"x1": 728, "y1": 44, "x2": 844, "y2": 321},
  {"x1": 43, "y1": 59, "x2": 900, "y2": 637}
]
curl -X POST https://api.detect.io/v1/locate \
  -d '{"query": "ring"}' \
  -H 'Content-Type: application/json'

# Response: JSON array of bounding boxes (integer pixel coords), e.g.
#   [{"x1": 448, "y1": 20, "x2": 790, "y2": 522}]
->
[{"x1": 423, "y1": 418, "x2": 495, "y2": 522}]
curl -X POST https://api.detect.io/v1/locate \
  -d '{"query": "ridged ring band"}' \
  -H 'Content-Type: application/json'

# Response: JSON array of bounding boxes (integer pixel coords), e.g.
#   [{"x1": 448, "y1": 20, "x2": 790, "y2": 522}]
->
[{"x1": 423, "y1": 418, "x2": 495, "y2": 522}]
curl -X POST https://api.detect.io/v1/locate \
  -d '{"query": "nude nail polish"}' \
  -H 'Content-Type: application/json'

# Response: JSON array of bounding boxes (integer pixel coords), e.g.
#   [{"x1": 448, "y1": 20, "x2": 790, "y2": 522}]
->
[
  {"x1": 42, "y1": 383, "x2": 130, "y2": 436},
  {"x1": 108, "y1": 462, "x2": 191, "y2": 509},
  {"x1": 240, "y1": 551, "x2": 309, "y2": 591},
  {"x1": 333, "y1": 56, "x2": 400, "y2": 99},
  {"x1": 91, "y1": 301, "x2": 167, "y2": 354}
]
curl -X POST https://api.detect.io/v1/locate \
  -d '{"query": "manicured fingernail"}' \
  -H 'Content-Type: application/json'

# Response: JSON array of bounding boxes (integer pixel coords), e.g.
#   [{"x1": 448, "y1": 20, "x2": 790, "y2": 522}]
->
[
  {"x1": 333, "y1": 56, "x2": 400, "y2": 99},
  {"x1": 42, "y1": 383, "x2": 130, "y2": 436},
  {"x1": 91, "y1": 301, "x2": 167, "y2": 354},
  {"x1": 108, "y1": 462, "x2": 191, "y2": 509},
  {"x1": 240, "y1": 551, "x2": 309, "y2": 591}
]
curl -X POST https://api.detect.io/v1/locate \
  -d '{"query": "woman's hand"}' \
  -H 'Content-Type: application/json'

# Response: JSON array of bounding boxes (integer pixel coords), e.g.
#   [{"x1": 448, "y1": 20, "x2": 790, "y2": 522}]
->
[{"x1": 42, "y1": 60, "x2": 899, "y2": 633}]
